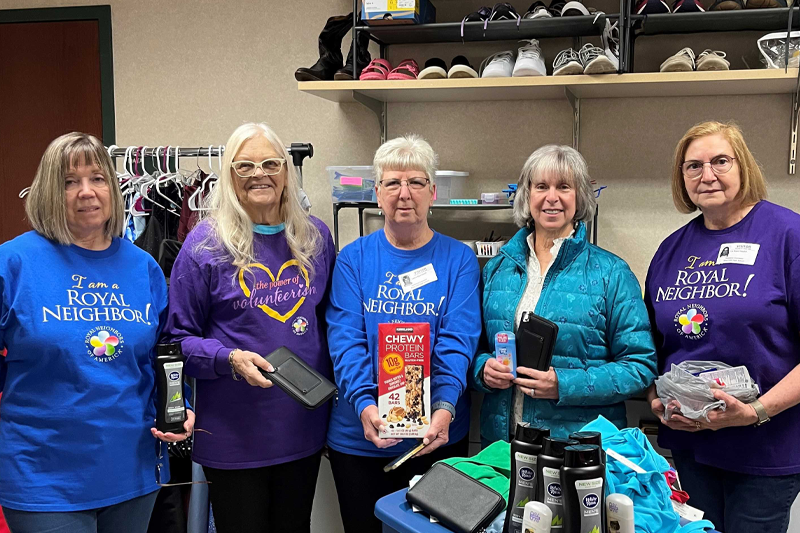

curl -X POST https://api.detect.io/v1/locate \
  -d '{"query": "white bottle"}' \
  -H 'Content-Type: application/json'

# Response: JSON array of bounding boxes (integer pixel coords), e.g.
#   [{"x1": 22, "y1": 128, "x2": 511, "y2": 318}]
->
[
  {"x1": 606, "y1": 493, "x2": 635, "y2": 533},
  {"x1": 522, "y1": 501, "x2": 553, "y2": 533}
]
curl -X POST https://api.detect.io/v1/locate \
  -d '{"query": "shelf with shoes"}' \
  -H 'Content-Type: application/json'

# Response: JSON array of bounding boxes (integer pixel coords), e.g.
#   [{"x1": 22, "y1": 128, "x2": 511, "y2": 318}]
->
[
  {"x1": 298, "y1": 68, "x2": 800, "y2": 102},
  {"x1": 353, "y1": 15, "x2": 610, "y2": 45}
]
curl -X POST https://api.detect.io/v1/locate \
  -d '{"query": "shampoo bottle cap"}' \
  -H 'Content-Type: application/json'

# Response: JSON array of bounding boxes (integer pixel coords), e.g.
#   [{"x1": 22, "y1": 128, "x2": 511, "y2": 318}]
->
[
  {"x1": 515, "y1": 423, "x2": 550, "y2": 444},
  {"x1": 568, "y1": 431, "x2": 602, "y2": 447},
  {"x1": 542, "y1": 437, "x2": 579, "y2": 458},
  {"x1": 157, "y1": 343, "x2": 182, "y2": 356},
  {"x1": 564, "y1": 444, "x2": 602, "y2": 468}
]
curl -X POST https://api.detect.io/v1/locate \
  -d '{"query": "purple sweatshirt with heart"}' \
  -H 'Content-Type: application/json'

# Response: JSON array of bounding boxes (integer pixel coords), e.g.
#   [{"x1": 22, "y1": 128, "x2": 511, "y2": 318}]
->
[{"x1": 163, "y1": 218, "x2": 335, "y2": 468}]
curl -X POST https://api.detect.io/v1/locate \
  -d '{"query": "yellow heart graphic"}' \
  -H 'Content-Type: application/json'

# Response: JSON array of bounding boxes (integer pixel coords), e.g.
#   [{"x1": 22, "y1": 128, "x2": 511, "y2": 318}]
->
[{"x1": 238, "y1": 260, "x2": 310, "y2": 323}]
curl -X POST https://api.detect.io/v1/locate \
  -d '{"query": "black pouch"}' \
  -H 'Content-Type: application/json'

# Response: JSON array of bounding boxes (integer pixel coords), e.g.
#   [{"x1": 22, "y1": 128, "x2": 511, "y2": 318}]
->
[
  {"x1": 405, "y1": 462, "x2": 505, "y2": 533},
  {"x1": 259, "y1": 347, "x2": 337, "y2": 410},
  {"x1": 516, "y1": 311, "x2": 559, "y2": 371}
]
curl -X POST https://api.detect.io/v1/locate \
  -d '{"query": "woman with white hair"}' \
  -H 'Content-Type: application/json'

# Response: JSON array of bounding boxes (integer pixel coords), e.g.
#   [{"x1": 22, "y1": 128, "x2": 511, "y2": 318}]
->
[
  {"x1": 163, "y1": 123, "x2": 335, "y2": 533},
  {"x1": 472, "y1": 145, "x2": 657, "y2": 444},
  {"x1": 326, "y1": 135, "x2": 481, "y2": 533}
]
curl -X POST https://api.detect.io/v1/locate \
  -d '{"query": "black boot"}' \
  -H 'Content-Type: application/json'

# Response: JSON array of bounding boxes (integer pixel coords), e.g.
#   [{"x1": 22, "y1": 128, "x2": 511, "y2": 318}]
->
[
  {"x1": 334, "y1": 28, "x2": 371, "y2": 80},
  {"x1": 295, "y1": 14, "x2": 353, "y2": 82}
]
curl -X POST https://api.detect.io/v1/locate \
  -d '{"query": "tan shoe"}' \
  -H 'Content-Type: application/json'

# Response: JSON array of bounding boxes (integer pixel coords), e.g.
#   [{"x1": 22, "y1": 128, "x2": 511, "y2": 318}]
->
[
  {"x1": 696, "y1": 49, "x2": 730, "y2": 71},
  {"x1": 660, "y1": 47, "x2": 696, "y2": 72}
]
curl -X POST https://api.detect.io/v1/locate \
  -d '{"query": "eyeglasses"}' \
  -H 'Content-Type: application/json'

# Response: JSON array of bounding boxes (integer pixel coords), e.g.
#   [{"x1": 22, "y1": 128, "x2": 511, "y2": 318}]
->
[
  {"x1": 681, "y1": 155, "x2": 737, "y2": 180},
  {"x1": 231, "y1": 158, "x2": 286, "y2": 178},
  {"x1": 379, "y1": 177, "x2": 431, "y2": 192}
]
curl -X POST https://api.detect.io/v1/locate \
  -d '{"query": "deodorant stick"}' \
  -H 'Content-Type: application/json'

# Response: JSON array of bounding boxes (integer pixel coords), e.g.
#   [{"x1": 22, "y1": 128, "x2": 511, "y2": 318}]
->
[
  {"x1": 606, "y1": 493, "x2": 635, "y2": 533},
  {"x1": 522, "y1": 501, "x2": 553, "y2": 533}
]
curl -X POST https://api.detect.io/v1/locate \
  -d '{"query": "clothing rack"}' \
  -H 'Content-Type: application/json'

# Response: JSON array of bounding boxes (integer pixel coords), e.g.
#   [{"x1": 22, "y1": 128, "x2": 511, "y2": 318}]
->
[{"x1": 108, "y1": 143, "x2": 314, "y2": 185}]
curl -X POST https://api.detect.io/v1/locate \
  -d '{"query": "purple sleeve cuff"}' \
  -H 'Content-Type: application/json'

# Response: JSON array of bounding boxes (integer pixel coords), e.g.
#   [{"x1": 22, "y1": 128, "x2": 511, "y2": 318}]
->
[{"x1": 214, "y1": 347, "x2": 234, "y2": 377}]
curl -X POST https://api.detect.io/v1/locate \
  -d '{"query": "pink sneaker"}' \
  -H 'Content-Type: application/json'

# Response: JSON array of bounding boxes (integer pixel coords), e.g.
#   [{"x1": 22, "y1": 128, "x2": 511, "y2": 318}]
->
[
  {"x1": 387, "y1": 59, "x2": 420, "y2": 80},
  {"x1": 359, "y1": 59, "x2": 392, "y2": 81}
]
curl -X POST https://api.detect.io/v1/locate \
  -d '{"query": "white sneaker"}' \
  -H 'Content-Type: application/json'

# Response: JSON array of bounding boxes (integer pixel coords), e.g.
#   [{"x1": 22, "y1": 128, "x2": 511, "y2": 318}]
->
[
  {"x1": 525, "y1": 6, "x2": 553, "y2": 18},
  {"x1": 602, "y1": 19, "x2": 620, "y2": 71},
  {"x1": 480, "y1": 50, "x2": 515, "y2": 78},
  {"x1": 561, "y1": 1, "x2": 591, "y2": 15},
  {"x1": 580, "y1": 43, "x2": 616, "y2": 74},
  {"x1": 513, "y1": 39, "x2": 547, "y2": 77},
  {"x1": 660, "y1": 47, "x2": 696, "y2": 72},
  {"x1": 553, "y1": 48, "x2": 584, "y2": 75},
  {"x1": 696, "y1": 49, "x2": 730, "y2": 71}
]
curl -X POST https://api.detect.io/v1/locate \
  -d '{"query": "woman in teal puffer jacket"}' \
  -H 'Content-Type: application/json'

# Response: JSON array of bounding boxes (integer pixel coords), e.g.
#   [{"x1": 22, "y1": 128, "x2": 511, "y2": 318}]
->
[{"x1": 472, "y1": 145, "x2": 657, "y2": 443}]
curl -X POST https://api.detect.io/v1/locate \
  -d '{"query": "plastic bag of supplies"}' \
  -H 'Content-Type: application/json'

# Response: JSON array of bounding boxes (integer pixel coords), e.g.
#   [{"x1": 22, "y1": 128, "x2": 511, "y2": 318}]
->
[{"x1": 654, "y1": 361, "x2": 760, "y2": 421}]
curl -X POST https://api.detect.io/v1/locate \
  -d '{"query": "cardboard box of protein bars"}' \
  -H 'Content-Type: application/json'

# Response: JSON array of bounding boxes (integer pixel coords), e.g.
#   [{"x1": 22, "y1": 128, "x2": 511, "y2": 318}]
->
[{"x1": 378, "y1": 323, "x2": 431, "y2": 439}]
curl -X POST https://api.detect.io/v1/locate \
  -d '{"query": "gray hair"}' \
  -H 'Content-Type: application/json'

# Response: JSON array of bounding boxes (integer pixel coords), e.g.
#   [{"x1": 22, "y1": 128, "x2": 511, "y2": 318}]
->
[
  {"x1": 373, "y1": 134, "x2": 438, "y2": 188},
  {"x1": 26, "y1": 132, "x2": 124, "y2": 244},
  {"x1": 513, "y1": 145, "x2": 597, "y2": 228}
]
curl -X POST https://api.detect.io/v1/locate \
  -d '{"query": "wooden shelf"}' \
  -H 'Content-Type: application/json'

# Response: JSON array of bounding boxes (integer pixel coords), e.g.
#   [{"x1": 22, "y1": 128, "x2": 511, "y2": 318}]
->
[{"x1": 299, "y1": 69, "x2": 800, "y2": 103}]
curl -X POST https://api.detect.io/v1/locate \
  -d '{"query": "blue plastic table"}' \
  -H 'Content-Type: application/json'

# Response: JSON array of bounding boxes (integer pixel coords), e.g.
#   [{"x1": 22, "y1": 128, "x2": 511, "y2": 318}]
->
[{"x1": 374, "y1": 488, "x2": 721, "y2": 533}]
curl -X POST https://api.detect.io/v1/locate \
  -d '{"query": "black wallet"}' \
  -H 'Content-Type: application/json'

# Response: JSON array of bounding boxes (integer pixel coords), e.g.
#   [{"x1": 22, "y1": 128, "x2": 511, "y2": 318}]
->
[
  {"x1": 259, "y1": 347, "x2": 337, "y2": 410},
  {"x1": 405, "y1": 462, "x2": 505, "y2": 533},
  {"x1": 516, "y1": 312, "x2": 558, "y2": 371}
]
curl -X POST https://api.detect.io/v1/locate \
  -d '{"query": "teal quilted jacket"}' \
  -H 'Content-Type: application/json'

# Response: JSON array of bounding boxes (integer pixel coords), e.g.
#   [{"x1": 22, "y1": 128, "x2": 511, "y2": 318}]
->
[{"x1": 471, "y1": 222, "x2": 657, "y2": 442}]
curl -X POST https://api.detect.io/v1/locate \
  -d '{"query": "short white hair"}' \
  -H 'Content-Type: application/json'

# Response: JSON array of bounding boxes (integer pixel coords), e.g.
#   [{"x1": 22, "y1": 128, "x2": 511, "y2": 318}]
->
[
  {"x1": 513, "y1": 145, "x2": 597, "y2": 228},
  {"x1": 373, "y1": 134, "x2": 438, "y2": 188}
]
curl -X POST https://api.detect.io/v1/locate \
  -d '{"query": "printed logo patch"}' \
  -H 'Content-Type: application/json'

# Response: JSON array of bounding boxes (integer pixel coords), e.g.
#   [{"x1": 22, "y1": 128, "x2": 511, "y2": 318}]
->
[
  {"x1": 291, "y1": 316, "x2": 309, "y2": 336},
  {"x1": 674, "y1": 304, "x2": 709, "y2": 340},
  {"x1": 85, "y1": 327, "x2": 124, "y2": 362}
]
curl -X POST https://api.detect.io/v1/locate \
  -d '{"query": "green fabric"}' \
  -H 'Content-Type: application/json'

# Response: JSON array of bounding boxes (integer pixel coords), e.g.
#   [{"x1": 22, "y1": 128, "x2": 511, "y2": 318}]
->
[{"x1": 440, "y1": 441, "x2": 512, "y2": 506}]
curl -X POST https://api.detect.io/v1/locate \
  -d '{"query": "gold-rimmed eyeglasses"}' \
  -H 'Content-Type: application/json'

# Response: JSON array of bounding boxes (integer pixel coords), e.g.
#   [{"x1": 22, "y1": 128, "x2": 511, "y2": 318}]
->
[
  {"x1": 681, "y1": 155, "x2": 737, "y2": 180},
  {"x1": 379, "y1": 177, "x2": 431, "y2": 192},
  {"x1": 232, "y1": 158, "x2": 286, "y2": 178}
]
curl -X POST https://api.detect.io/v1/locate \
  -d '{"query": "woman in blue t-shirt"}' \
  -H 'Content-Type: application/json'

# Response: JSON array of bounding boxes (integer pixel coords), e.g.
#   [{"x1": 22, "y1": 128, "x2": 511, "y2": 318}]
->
[
  {"x1": 645, "y1": 121, "x2": 800, "y2": 533},
  {"x1": 326, "y1": 135, "x2": 481, "y2": 533},
  {"x1": 0, "y1": 133, "x2": 193, "y2": 533}
]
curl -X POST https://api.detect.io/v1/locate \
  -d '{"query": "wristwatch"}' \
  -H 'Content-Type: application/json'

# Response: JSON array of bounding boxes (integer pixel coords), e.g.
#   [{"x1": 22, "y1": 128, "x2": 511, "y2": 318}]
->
[{"x1": 749, "y1": 398, "x2": 770, "y2": 427}]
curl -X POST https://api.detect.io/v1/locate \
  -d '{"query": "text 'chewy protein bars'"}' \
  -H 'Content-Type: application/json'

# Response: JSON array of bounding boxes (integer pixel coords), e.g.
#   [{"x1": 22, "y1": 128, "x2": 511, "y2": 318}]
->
[{"x1": 378, "y1": 323, "x2": 431, "y2": 439}]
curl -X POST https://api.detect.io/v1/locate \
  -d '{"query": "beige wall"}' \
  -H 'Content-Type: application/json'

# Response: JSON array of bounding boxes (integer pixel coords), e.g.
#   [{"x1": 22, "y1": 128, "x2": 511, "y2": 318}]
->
[{"x1": 3, "y1": 1, "x2": 800, "y2": 530}]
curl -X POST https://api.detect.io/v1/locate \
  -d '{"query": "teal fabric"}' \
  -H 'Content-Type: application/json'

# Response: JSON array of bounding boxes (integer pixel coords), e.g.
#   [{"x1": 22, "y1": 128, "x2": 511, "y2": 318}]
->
[
  {"x1": 253, "y1": 223, "x2": 285, "y2": 235},
  {"x1": 471, "y1": 222, "x2": 657, "y2": 441},
  {"x1": 581, "y1": 416, "x2": 682, "y2": 533}
]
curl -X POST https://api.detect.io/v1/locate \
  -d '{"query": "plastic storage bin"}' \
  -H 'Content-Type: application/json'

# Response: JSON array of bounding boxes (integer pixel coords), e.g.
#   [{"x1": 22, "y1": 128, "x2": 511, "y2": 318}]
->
[
  {"x1": 327, "y1": 166, "x2": 376, "y2": 203},
  {"x1": 476, "y1": 241, "x2": 507, "y2": 257},
  {"x1": 433, "y1": 171, "x2": 469, "y2": 204}
]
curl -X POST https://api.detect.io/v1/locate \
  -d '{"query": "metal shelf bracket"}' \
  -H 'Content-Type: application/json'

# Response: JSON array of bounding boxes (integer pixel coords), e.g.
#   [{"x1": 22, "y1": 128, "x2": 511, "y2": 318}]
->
[
  {"x1": 352, "y1": 91, "x2": 387, "y2": 144},
  {"x1": 565, "y1": 87, "x2": 581, "y2": 150}
]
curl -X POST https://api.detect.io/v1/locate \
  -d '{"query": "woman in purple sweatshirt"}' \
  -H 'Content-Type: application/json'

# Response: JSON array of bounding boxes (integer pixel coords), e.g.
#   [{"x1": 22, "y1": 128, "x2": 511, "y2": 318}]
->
[{"x1": 164, "y1": 123, "x2": 335, "y2": 533}]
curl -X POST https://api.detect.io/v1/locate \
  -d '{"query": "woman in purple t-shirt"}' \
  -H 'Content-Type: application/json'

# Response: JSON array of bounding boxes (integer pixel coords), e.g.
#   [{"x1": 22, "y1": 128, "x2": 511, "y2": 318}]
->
[
  {"x1": 644, "y1": 121, "x2": 800, "y2": 533},
  {"x1": 164, "y1": 123, "x2": 335, "y2": 533}
]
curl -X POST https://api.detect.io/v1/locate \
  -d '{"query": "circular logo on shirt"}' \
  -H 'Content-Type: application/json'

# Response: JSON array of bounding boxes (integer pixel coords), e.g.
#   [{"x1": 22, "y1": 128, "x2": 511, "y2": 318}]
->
[
  {"x1": 291, "y1": 316, "x2": 309, "y2": 336},
  {"x1": 674, "y1": 304, "x2": 709, "y2": 340},
  {"x1": 84, "y1": 326, "x2": 124, "y2": 363}
]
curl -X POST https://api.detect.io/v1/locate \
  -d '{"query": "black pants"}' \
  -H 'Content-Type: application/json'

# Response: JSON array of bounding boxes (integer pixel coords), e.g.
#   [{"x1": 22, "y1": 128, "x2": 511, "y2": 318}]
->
[
  {"x1": 203, "y1": 451, "x2": 322, "y2": 533},
  {"x1": 329, "y1": 437, "x2": 470, "y2": 533},
  {"x1": 147, "y1": 455, "x2": 192, "y2": 533}
]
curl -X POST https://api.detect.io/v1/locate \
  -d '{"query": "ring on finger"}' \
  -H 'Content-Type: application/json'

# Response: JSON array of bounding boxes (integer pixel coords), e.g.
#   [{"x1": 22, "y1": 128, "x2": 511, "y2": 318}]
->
[
  {"x1": 529, "y1": 388, "x2": 535, "y2": 398},
  {"x1": 695, "y1": 421, "x2": 701, "y2": 430}
]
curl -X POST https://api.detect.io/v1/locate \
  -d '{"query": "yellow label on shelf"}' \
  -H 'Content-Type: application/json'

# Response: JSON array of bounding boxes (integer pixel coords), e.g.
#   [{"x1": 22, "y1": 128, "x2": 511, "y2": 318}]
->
[{"x1": 387, "y1": 0, "x2": 397, "y2": 9}]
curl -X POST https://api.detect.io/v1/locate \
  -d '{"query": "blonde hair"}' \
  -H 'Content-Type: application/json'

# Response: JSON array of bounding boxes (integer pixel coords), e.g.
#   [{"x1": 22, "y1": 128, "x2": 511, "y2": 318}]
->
[
  {"x1": 198, "y1": 123, "x2": 322, "y2": 279},
  {"x1": 373, "y1": 134, "x2": 438, "y2": 188},
  {"x1": 514, "y1": 144, "x2": 596, "y2": 227},
  {"x1": 25, "y1": 132, "x2": 124, "y2": 244},
  {"x1": 671, "y1": 121, "x2": 767, "y2": 213}
]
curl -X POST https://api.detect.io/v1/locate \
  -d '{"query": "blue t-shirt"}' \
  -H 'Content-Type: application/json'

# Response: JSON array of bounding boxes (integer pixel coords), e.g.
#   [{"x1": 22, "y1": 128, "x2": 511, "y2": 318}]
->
[
  {"x1": 0, "y1": 231, "x2": 168, "y2": 511},
  {"x1": 326, "y1": 229, "x2": 481, "y2": 457}
]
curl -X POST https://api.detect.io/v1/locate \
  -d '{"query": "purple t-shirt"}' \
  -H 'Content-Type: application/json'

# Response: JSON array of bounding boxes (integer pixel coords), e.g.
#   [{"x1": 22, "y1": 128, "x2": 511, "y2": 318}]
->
[
  {"x1": 645, "y1": 201, "x2": 800, "y2": 475},
  {"x1": 164, "y1": 217, "x2": 335, "y2": 469}
]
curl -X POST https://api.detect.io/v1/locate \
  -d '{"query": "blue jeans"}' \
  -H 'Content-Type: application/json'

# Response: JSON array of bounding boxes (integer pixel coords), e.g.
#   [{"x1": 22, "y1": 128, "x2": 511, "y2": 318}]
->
[
  {"x1": 672, "y1": 450, "x2": 800, "y2": 533},
  {"x1": 3, "y1": 490, "x2": 158, "y2": 533}
]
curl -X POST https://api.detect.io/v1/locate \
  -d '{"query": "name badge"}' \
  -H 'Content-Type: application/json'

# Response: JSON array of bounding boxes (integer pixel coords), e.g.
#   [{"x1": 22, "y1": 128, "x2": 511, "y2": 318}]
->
[
  {"x1": 716, "y1": 243, "x2": 760, "y2": 266},
  {"x1": 399, "y1": 263, "x2": 438, "y2": 294}
]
